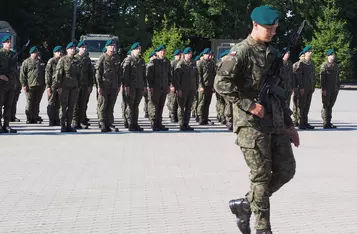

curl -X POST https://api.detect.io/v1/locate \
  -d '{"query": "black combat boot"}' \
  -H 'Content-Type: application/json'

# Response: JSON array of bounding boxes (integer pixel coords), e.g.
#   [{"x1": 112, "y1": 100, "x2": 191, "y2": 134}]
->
[
  {"x1": 198, "y1": 116, "x2": 205, "y2": 125},
  {"x1": 206, "y1": 119, "x2": 214, "y2": 125},
  {"x1": 151, "y1": 120, "x2": 159, "y2": 131},
  {"x1": 60, "y1": 123, "x2": 67, "y2": 132},
  {"x1": 185, "y1": 124, "x2": 194, "y2": 131},
  {"x1": 305, "y1": 123, "x2": 315, "y2": 129},
  {"x1": 124, "y1": 119, "x2": 129, "y2": 128},
  {"x1": 2, "y1": 122, "x2": 17, "y2": 133},
  {"x1": 229, "y1": 198, "x2": 252, "y2": 234},
  {"x1": 67, "y1": 123, "x2": 77, "y2": 132},
  {"x1": 108, "y1": 125, "x2": 119, "y2": 132},
  {"x1": 128, "y1": 124, "x2": 137, "y2": 131},
  {"x1": 135, "y1": 124, "x2": 144, "y2": 131},
  {"x1": 144, "y1": 112, "x2": 149, "y2": 118},
  {"x1": 100, "y1": 122, "x2": 108, "y2": 132},
  {"x1": 11, "y1": 117, "x2": 20, "y2": 122}
]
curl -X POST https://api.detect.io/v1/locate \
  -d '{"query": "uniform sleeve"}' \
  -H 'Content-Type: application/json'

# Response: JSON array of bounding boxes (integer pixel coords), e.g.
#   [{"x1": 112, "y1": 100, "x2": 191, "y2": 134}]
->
[
  {"x1": 320, "y1": 63, "x2": 327, "y2": 90},
  {"x1": 54, "y1": 59, "x2": 64, "y2": 89},
  {"x1": 45, "y1": 59, "x2": 53, "y2": 88},
  {"x1": 20, "y1": 60, "x2": 28, "y2": 87},
  {"x1": 293, "y1": 61, "x2": 303, "y2": 88},
  {"x1": 95, "y1": 56, "x2": 104, "y2": 89},
  {"x1": 146, "y1": 61, "x2": 155, "y2": 89},
  {"x1": 214, "y1": 51, "x2": 253, "y2": 112},
  {"x1": 122, "y1": 58, "x2": 131, "y2": 86},
  {"x1": 197, "y1": 61, "x2": 205, "y2": 88},
  {"x1": 168, "y1": 61, "x2": 172, "y2": 87},
  {"x1": 336, "y1": 64, "x2": 340, "y2": 89}
]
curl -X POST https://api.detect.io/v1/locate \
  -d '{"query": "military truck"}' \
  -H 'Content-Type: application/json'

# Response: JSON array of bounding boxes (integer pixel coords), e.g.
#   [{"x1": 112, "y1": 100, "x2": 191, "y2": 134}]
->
[
  {"x1": 0, "y1": 21, "x2": 17, "y2": 49},
  {"x1": 79, "y1": 34, "x2": 120, "y2": 66}
]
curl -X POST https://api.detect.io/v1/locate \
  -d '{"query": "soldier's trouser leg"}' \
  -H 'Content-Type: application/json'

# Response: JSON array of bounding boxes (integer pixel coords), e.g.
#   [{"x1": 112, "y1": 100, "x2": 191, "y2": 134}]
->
[
  {"x1": 286, "y1": 91, "x2": 292, "y2": 109},
  {"x1": 224, "y1": 98, "x2": 233, "y2": 124},
  {"x1": 126, "y1": 88, "x2": 143, "y2": 126},
  {"x1": 121, "y1": 91, "x2": 128, "y2": 125},
  {"x1": 0, "y1": 85, "x2": 15, "y2": 127},
  {"x1": 25, "y1": 87, "x2": 36, "y2": 121},
  {"x1": 98, "y1": 89, "x2": 109, "y2": 126},
  {"x1": 158, "y1": 91, "x2": 167, "y2": 126},
  {"x1": 172, "y1": 92, "x2": 178, "y2": 119},
  {"x1": 47, "y1": 88, "x2": 57, "y2": 123},
  {"x1": 292, "y1": 91, "x2": 299, "y2": 124},
  {"x1": 34, "y1": 86, "x2": 45, "y2": 120},
  {"x1": 143, "y1": 91, "x2": 149, "y2": 117},
  {"x1": 215, "y1": 92, "x2": 221, "y2": 117},
  {"x1": 148, "y1": 90, "x2": 159, "y2": 126},
  {"x1": 11, "y1": 88, "x2": 21, "y2": 120},
  {"x1": 321, "y1": 90, "x2": 338, "y2": 125},
  {"x1": 300, "y1": 90, "x2": 313, "y2": 125},
  {"x1": 236, "y1": 127, "x2": 296, "y2": 231},
  {"x1": 106, "y1": 88, "x2": 118, "y2": 127},
  {"x1": 73, "y1": 86, "x2": 89, "y2": 125},
  {"x1": 184, "y1": 91, "x2": 195, "y2": 126},
  {"x1": 60, "y1": 87, "x2": 78, "y2": 126},
  {"x1": 191, "y1": 92, "x2": 198, "y2": 116},
  {"x1": 177, "y1": 94, "x2": 187, "y2": 127},
  {"x1": 166, "y1": 93, "x2": 172, "y2": 117},
  {"x1": 203, "y1": 87, "x2": 213, "y2": 122},
  {"x1": 84, "y1": 87, "x2": 92, "y2": 121}
]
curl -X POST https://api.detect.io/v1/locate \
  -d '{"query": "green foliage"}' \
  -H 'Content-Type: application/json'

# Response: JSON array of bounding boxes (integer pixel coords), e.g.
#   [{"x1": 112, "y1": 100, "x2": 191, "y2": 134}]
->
[
  {"x1": 142, "y1": 17, "x2": 190, "y2": 63},
  {"x1": 307, "y1": 4, "x2": 353, "y2": 82}
]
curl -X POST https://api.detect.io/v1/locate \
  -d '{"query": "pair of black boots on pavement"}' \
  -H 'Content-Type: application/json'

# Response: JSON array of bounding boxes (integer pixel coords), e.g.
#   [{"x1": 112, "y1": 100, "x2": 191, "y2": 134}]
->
[
  {"x1": 151, "y1": 120, "x2": 168, "y2": 132},
  {"x1": 229, "y1": 198, "x2": 272, "y2": 234},
  {"x1": 323, "y1": 122, "x2": 337, "y2": 129},
  {"x1": 295, "y1": 122, "x2": 315, "y2": 130},
  {"x1": 99, "y1": 121, "x2": 119, "y2": 132},
  {"x1": 26, "y1": 116, "x2": 43, "y2": 124},
  {"x1": 60, "y1": 123, "x2": 78, "y2": 133}
]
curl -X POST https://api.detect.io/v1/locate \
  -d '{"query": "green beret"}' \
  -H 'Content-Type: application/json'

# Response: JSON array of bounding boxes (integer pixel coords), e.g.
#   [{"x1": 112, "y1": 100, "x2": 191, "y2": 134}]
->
[
  {"x1": 148, "y1": 51, "x2": 156, "y2": 58},
  {"x1": 1, "y1": 35, "x2": 11, "y2": 43},
  {"x1": 201, "y1": 48, "x2": 211, "y2": 54},
  {"x1": 173, "y1": 49, "x2": 182, "y2": 56},
  {"x1": 29, "y1": 46, "x2": 38, "y2": 54},
  {"x1": 301, "y1": 45, "x2": 312, "y2": 55},
  {"x1": 156, "y1": 44, "x2": 166, "y2": 52},
  {"x1": 183, "y1": 47, "x2": 192, "y2": 54},
  {"x1": 77, "y1": 41, "x2": 86, "y2": 48},
  {"x1": 327, "y1": 49, "x2": 334, "y2": 56},
  {"x1": 53, "y1": 46, "x2": 63, "y2": 53},
  {"x1": 219, "y1": 50, "x2": 230, "y2": 59},
  {"x1": 251, "y1": 5, "x2": 280, "y2": 25},
  {"x1": 102, "y1": 47, "x2": 107, "y2": 53},
  {"x1": 194, "y1": 55, "x2": 200, "y2": 61},
  {"x1": 130, "y1": 42, "x2": 140, "y2": 51},
  {"x1": 105, "y1": 39, "x2": 115, "y2": 47},
  {"x1": 66, "y1": 42, "x2": 76, "y2": 49}
]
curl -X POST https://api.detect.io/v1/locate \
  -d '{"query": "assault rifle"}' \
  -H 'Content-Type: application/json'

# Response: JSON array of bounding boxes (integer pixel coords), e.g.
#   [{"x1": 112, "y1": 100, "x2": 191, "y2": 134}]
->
[{"x1": 255, "y1": 21, "x2": 306, "y2": 105}]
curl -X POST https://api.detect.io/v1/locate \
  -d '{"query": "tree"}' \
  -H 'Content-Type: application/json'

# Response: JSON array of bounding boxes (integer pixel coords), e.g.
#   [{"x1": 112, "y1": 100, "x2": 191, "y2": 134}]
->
[
  {"x1": 307, "y1": 3, "x2": 353, "y2": 83},
  {"x1": 142, "y1": 17, "x2": 190, "y2": 63}
]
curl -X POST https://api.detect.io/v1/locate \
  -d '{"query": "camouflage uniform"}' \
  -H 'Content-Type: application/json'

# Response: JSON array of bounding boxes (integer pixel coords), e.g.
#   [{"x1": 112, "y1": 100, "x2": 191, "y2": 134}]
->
[
  {"x1": 214, "y1": 35, "x2": 296, "y2": 231},
  {"x1": 11, "y1": 67, "x2": 21, "y2": 122},
  {"x1": 122, "y1": 54, "x2": 146, "y2": 131},
  {"x1": 0, "y1": 47, "x2": 17, "y2": 132},
  {"x1": 293, "y1": 58, "x2": 316, "y2": 128},
  {"x1": 46, "y1": 56, "x2": 61, "y2": 125},
  {"x1": 96, "y1": 53, "x2": 121, "y2": 131},
  {"x1": 279, "y1": 59, "x2": 295, "y2": 107},
  {"x1": 167, "y1": 59, "x2": 180, "y2": 122},
  {"x1": 20, "y1": 57, "x2": 46, "y2": 123},
  {"x1": 73, "y1": 53, "x2": 93, "y2": 128},
  {"x1": 197, "y1": 58, "x2": 216, "y2": 124},
  {"x1": 174, "y1": 59, "x2": 198, "y2": 130},
  {"x1": 53, "y1": 55, "x2": 80, "y2": 131},
  {"x1": 320, "y1": 61, "x2": 340, "y2": 127},
  {"x1": 147, "y1": 57, "x2": 171, "y2": 130},
  {"x1": 191, "y1": 59, "x2": 201, "y2": 120},
  {"x1": 292, "y1": 61, "x2": 300, "y2": 124}
]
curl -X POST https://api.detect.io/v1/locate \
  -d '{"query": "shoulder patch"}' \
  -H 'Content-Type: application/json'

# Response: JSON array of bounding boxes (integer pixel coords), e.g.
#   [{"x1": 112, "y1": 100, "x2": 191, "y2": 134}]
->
[{"x1": 229, "y1": 51, "x2": 237, "y2": 56}]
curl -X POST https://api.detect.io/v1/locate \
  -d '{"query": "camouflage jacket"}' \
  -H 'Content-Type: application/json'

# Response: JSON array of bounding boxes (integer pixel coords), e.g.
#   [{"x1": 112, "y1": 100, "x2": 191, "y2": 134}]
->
[
  {"x1": 293, "y1": 58, "x2": 316, "y2": 91},
  {"x1": 0, "y1": 48, "x2": 17, "y2": 84},
  {"x1": 122, "y1": 55, "x2": 146, "y2": 89},
  {"x1": 170, "y1": 59, "x2": 180, "y2": 87},
  {"x1": 146, "y1": 58, "x2": 171, "y2": 90},
  {"x1": 20, "y1": 57, "x2": 46, "y2": 87},
  {"x1": 279, "y1": 60, "x2": 295, "y2": 93},
  {"x1": 45, "y1": 57, "x2": 60, "y2": 89},
  {"x1": 75, "y1": 53, "x2": 94, "y2": 87},
  {"x1": 96, "y1": 53, "x2": 121, "y2": 89},
  {"x1": 320, "y1": 61, "x2": 340, "y2": 91},
  {"x1": 53, "y1": 55, "x2": 80, "y2": 89},
  {"x1": 197, "y1": 58, "x2": 216, "y2": 87},
  {"x1": 214, "y1": 35, "x2": 293, "y2": 133},
  {"x1": 174, "y1": 59, "x2": 198, "y2": 92}
]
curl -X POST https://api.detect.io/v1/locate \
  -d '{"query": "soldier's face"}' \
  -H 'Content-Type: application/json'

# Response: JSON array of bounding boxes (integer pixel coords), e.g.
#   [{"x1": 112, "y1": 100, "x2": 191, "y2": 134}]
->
[
  {"x1": 30, "y1": 53, "x2": 37, "y2": 59},
  {"x1": 184, "y1": 53, "x2": 192, "y2": 60},
  {"x1": 203, "y1": 54, "x2": 210, "y2": 60},
  {"x1": 79, "y1": 46, "x2": 86, "y2": 54},
  {"x1": 305, "y1": 50, "x2": 313, "y2": 60},
  {"x1": 328, "y1": 54, "x2": 335, "y2": 63},
  {"x1": 132, "y1": 47, "x2": 141, "y2": 56},
  {"x1": 67, "y1": 47, "x2": 75, "y2": 56},
  {"x1": 174, "y1": 54, "x2": 181, "y2": 61},
  {"x1": 107, "y1": 45, "x2": 115, "y2": 53},
  {"x1": 54, "y1": 51, "x2": 62, "y2": 58},
  {"x1": 2, "y1": 40, "x2": 11, "y2": 50},
  {"x1": 283, "y1": 51, "x2": 290, "y2": 60},
  {"x1": 253, "y1": 22, "x2": 278, "y2": 42},
  {"x1": 156, "y1": 50, "x2": 165, "y2": 58}
]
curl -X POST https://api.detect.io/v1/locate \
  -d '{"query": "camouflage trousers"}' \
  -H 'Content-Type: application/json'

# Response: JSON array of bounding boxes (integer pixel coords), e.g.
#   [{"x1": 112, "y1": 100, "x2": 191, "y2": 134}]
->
[
  {"x1": 73, "y1": 86, "x2": 89, "y2": 125},
  {"x1": 149, "y1": 89, "x2": 167, "y2": 126},
  {"x1": 197, "y1": 87, "x2": 213, "y2": 122},
  {"x1": 47, "y1": 88, "x2": 60, "y2": 123},
  {"x1": 143, "y1": 90, "x2": 149, "y2": 116},
  {"x1": 121, "y1": 91, "x2": 128, "y2": 125},
  {"x1": 292, "y1": 91, "x2": 299, "y2": 124},
  {"x1": 11, "y1": 85, "x2": 21, "y2": 120},
  {"x1": 321, "y1": 90, "x2": 338, "y2": 125},
  {"x1": 0, "y1": 80, "x2": 15, "y2": 126},
  {"x1": 126, "y1": 88, "x2": 143, "y2": 126},
  {"x1": 166, "y1": 91, "x2": 178, "y2": 119},
  {"x1": 178, "y1": 90, "x2": 195, "y2": 126},
  {"x1": 25, "y1": 85, "x2": 45, "y2": 122},
  {"x1": 60, "y1": 86, "x2": 78, "y2": 126},
  {"x1": 215, "y1": 92, "x2": 225, "y2": 120},
  {"x1": 98, "y1": 87, "x2": 118, "y2": 127},
  {"x1": 236, "y1": 127, "x2": 296, "y2": 230},
  {"x1": 191, "y1": 91, "x2": 198, "y2": 116},
  {"x1": 223, "y1": 97, "x2": 233, "y2": 124},
  {"x1": 298, "y1": 90, "x2": 314, "y2": 125}
]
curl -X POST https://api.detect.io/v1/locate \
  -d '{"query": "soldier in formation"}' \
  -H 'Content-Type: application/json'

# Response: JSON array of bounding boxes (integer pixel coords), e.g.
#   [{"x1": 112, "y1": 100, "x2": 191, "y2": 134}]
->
[{"x1": 167, "y1": 49, "x2": 182, "y2": 123}]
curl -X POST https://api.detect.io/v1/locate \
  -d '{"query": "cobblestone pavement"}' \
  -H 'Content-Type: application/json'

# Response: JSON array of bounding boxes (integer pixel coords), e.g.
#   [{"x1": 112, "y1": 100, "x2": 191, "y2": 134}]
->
[{"x1": 0, "y1": 89, "x2": 356, "y2": 233}]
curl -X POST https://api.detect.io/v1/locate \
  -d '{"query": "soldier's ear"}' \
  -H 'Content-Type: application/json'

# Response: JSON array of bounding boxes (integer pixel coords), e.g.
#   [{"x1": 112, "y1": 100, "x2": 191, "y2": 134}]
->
[{"x1": 252, "y1": 21, "x2": 258, "y2": 30}]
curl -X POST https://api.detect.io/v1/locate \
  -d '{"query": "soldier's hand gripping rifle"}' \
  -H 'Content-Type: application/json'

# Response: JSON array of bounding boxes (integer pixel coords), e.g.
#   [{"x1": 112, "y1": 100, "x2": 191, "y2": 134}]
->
[{"x1": 255, "y1": 21, "x2": 306, "y2": 107}]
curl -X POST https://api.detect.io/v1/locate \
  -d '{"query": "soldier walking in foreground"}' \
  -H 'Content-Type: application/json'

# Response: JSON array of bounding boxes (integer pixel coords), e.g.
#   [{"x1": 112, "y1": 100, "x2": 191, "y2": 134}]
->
[
  {"x1": 0, "y1": 35, "x2": 17, "y2": 133},
  {"x1": 53, "y1": 42, "x2": 80, "y2": 132},
  {"x1": 96, "y1": 39, "x2": 121, "y2": 132},
  {"x1": 20, "y1": 46, "x2": 46, "y2": 124},
  {"x1": 214, "y1": 6, "x2": 299, "y2": 234},
  {"x1": 320, "y1": 49, "x2": 340, "y2": 129}
]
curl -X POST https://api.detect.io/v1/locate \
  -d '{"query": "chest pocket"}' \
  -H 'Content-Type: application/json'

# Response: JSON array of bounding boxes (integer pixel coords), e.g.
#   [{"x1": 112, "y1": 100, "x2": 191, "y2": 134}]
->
[{"x1": 249, "y1": 55, "x2": 266, "y2": 89}]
